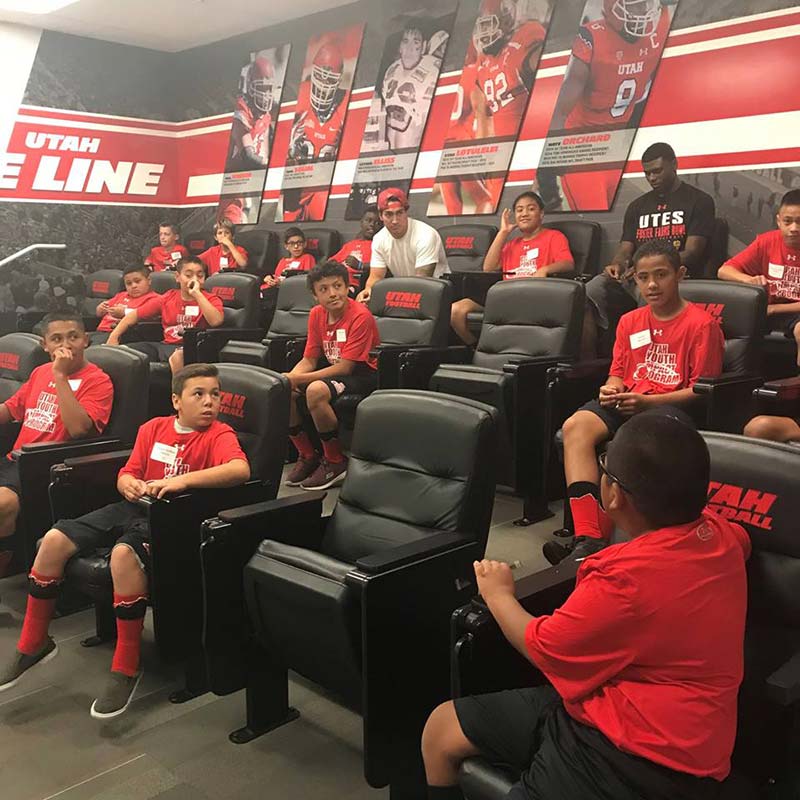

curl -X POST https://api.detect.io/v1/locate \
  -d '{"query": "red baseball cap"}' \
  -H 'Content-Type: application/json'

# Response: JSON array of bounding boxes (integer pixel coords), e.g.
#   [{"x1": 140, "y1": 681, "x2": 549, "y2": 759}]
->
[{"x1": 377, "y1": 187, "x2": 409, "y2": 212}]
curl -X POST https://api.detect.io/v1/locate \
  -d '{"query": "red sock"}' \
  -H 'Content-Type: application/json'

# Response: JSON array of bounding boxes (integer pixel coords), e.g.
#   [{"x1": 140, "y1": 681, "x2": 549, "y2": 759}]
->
[
  {"x1": 320, "y1": 435, "x2": 345, "y2": 464},
  {"x1": 18, "y1": 570, "x2": 60, "y2": 656},
  {"x1": 289, "y1": 430, "x2": 316, "y2": 461},
  {"x1": 570, "y1": 494, "x2": 613, "y2": 541},
  {"x1": 111, "y1": 593, "x2": 146, "y2": 677}
]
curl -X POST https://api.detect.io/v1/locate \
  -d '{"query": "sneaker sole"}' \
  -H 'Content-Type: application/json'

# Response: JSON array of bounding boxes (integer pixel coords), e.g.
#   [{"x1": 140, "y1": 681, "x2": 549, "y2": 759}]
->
[
  {"x1": 90, "y1": 672, "x2": 143, "y2": 720},
  {"x1": 300, "y1": 470, "x2": 347, "y2": 491},
  {"x1": 0, "y1": 643, "x2": 59, "y2": 693}
]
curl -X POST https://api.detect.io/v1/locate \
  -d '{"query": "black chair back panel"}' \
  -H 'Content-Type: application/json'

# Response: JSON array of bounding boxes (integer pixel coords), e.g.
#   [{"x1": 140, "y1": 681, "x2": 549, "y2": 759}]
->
[
  {"x1": 369, "y1": 277, "x2": 452, "y2": 348},
  {"x1": 303, "y1": 228, "x2": 342, "y2": 262},
  {"x1": 81, "y1": 270, "x2": 124, "y2": 315},
  {"x1": 545, "y1": 220, "x2": 601, "y2": 277},
  {"x1": 149, "y1": 271, "x2": 178, "y2": 294},
  {"x1": 474, "y1": 279, "x2": 584, "y2": 368},
  {"x1": 322, "y1": 391, "x2": 498, "y2": 563},
  {"x1": 679, "y1": 281, "x2": 766, "y2": 375},
  {"x1": 439, "y1": 224, "x2": 498, "y2": 272},
  {"x1": 184, "y1": 231, "x2": 213, "y2": 256},
  {"x1": 215, "y1": 365, "x2": 289, "y2": 487},
  {"x1": 268, "y1": 276, "x2": 316, "y2": 338},
  {"x1": 85, "y1": 346, "x2": 149, "y2": 444},
  {"x1": 205, "y1": 272, "x2": 260, "y2": 329},
  {"x1": 0, "y1": 333, "x2": 49, "y2": 397},
  {"x1": 705, "y1": 217, "x2": 729, "y2": 279},
  {"x1": 235, "y1": 229, "x2": 278, "y2": 277}
]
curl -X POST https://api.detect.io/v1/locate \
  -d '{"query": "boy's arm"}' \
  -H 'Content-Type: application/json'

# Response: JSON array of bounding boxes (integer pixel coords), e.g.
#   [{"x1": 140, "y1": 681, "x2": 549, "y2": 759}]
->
[
  {"x1": 52, "y1": 350, "x2": 99, "y2": 438},
  {"x1": 229, "y1": 245, "x2": 248, "y2": 268},
  {"x1": 482, "y1": 229, "x2": 510, "y2": 272},
  {"x1": 474, "y1": 560, "x2": 533, "y2": 659},
  {"x1": 193, "y1": 290, "x2": 224, "y2": 327},
  {"x1": 286, "y1": 358, "x2": 358, "y2": 389},
  {"x1": 106, "y1": 309, "x2": 140, "y2": 345},
  {"x1": 537, "y1": 259, "x2": 574, "y2": 277},
  {"x1": 767, "y1": 301, "x2": 800, "y2": 315},
  {"x1": 0, "y1": 404, "x2": 12, "y2": 426},
  {"x1": 144, "y1": 459, "x2": 250, "y2": 499}
]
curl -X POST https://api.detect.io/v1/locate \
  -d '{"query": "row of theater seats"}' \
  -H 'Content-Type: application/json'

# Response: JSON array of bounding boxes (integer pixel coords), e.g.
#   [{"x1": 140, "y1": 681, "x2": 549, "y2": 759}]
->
[{"x1": 0, "y1": 319, "x2": 796, "y2": 797}]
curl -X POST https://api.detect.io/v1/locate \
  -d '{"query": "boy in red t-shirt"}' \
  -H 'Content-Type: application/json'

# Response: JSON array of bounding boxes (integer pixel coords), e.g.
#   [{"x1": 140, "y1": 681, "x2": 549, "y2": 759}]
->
[
  {"x1": 422, "y1": 414, "x2": 749, "y2": 800},
  {"x1": 199, "y1": 219, "x2": 248, "y2": 276},
  {"x1": 719, "y1": 189, "x2": 800, "y2": 366},
  {"x1": 0, "y1": 312, "x2": 113, "y2": 558},
  {"x1": 547, "y1": 240, "x2": 723, "y2": 564},
  {"x1": 0, "y1": 364, "x2": 249, "y2": 719},
  {"x1": 90, "y1": 264, "x2": 162, "y2": 345},
  {"x1": 450, "y1": 192, "x2": 575, "y2": 345},
  {"x1": 331, "y1": 206, "x2": 382, "y2": 291},
  {"x1": 284, "y1": 261, "x2": 380, "y2": 490},
  {"x1": 144, "y1": 222, "x2": 190, "y2": 272},
  {"x1": 123, "y1": 257, "x2": 224, "y2": 374},
  {"x1": 261, "y1": 227, "x2": 316, "y2": 291}
]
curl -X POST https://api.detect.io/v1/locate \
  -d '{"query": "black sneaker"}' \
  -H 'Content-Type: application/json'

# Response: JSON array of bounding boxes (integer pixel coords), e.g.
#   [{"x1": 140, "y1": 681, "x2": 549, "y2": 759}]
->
[
  {"x1": 0, "y1": 637, "x2": 58, "y2": 692},
  {"x1": 300, "y1": 458, "x2": 347, "y2": 490},
  {"x1": 543, "y1": 535, "x2": 607, "y2": 566},
  {"x1": 90, "y1": 671, "x2": 142, "y2": 719},
  {"x1": 285, "y1": 455, "x2": 320, "y2": 486}
]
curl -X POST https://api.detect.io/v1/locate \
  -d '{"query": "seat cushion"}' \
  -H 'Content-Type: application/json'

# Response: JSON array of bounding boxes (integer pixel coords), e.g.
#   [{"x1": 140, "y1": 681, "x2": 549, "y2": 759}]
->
[
  {"x1": 459, "y1": 757, "x2": 517, "y2": 800},
  {"x1": 257, "y1": 540, "x2": 353, "y2": 583},
  {"x1": 63, "y1": 549, "x2": 113, "y2": 595}
]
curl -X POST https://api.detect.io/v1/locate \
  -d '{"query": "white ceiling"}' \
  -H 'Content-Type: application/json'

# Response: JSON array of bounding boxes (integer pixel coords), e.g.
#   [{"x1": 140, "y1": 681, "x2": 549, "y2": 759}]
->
[{"x1": 0, "y1": 0, "x2": 356, "y2": 52}]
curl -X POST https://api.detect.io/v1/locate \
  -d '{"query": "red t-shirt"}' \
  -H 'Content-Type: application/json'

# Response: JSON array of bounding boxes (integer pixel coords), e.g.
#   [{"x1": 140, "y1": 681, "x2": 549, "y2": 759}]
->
[
  {"x1": 118, "y1": 416, "x2": 247, "y2": 483},
  {"x1": 333, "y1": 239, "x2": 373, "y2": 288},
  {"x1": 145, "y1": 244, "x2": 190, "y2": 272},
  {"x1": 160, "y1": 289, "x2": 224, "y2": 345},
  {"x1": 525, "y1": 511, "x2": 750, "y2": 780},
  {"x1": 4, "y1": 361, "x2": 113, "y2": 453},
  {"x1": 96, "y1": 290, "x2": 163, "y2": 332},
  {"x1": 499, "y1": 228, "x2": 573, "y2": 279},
  {"x1": 198, "y1": 244, "x2": 249, "y2": 276},
  {"x1": 273, "y1": 252, "x2": 316, "y2": 280},
  {"x1": 725, "y1": 229, "x2": 800, "y2": 303},
  {"x1": 610, "y1": 303, "x2": 724, "y2": 394},
  {"x1": 303, "y1": 298, "x2": 380, "y2": 370}
]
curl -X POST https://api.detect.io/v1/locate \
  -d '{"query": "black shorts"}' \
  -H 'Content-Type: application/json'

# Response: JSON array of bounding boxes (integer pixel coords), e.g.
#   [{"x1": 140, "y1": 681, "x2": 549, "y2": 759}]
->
[
  {"x1": 578, "y1": 399, "x2": 696, "y2": 438},
  {"x1": 0, "y1": 458, "x2": 21, "y2": 495},
  {"x1": 88, "y1": 331, "x2": 111, "y2": 346},
  {"x1": 769, "y1": 312, "x2": 800, "y2": 339},
  {"x1": 55, "y1": 500, "x2": 151, "y2": 573},
  {"x1": 126, "y1": 341, "x2": 180, "y2": 363},
  {"x1": 455, "y1": 686, "x2": 721, "y2": 800},
  {"x1": 301, "y1": 364, "x2": 377, "y2": 407}
]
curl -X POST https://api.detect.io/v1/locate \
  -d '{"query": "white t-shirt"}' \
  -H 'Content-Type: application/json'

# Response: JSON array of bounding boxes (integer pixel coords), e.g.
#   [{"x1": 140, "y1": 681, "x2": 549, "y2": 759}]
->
[{"x1": 370, "y1": 218, "x2": 449, "y2": 278}]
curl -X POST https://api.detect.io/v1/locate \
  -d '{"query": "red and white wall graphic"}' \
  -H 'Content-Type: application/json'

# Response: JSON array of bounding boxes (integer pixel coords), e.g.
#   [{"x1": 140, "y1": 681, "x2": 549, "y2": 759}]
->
[{"x1": 0, "y1": 8, "x2": 798, "y2": 213}]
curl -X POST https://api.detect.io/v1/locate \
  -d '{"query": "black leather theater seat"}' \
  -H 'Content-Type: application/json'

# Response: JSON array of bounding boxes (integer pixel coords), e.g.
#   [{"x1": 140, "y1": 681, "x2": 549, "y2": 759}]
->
[{"x1": 303, "y1": 227, "x2": 342, "y2": 263}]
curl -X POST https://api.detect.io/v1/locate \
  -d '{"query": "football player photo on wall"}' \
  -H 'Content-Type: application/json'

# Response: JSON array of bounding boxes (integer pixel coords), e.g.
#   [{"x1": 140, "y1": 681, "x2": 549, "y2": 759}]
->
[
  {"x1": 535, "y1": 0, "x2": 679, "y2": 213},
  {"x1": 275, "y1": 24, "x2": 365, "y2": 223},
  {"x1": 217, "y1": 45, "x2": 291, "y2": 225},
  {"x1": 428, "y1": 0, "x2": 556, "y2": 217},
  {"x1": 345, "y1": 4, "x2": 458, "y2": 220}
]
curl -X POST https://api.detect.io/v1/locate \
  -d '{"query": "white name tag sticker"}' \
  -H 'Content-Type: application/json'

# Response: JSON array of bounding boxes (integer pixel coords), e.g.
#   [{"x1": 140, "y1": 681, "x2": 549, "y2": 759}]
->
[
  {"x1": 336, "y1": 329, "x2": 347, "y2": 342},
  {"x1": 768, "y1": 262, "x2": 785, "y2": 279},
  {"x1": 290, "y1": 260, "x2": 300, "y2": 268},
  {"x1": 150, "y1": 442, "x2": 178, "y2": 465},
  {"x1": 629, "y1": 329, "x2": 652, "y2": 349},
  {"x1": 68, "y1": 379, "x2": 82, "y2": 391},
  {"x1": 170, "y1": 251, "x2": 182, "y2": 261},
  {"x1": 185, "y1": 305, "x2": 200, "y2": 316},
  {"x1": 220, "y1": 257, "x2": 229, "y2": 268},
  {"x1": 123, "y1": 307, "x2": 136, "y2": 315}
]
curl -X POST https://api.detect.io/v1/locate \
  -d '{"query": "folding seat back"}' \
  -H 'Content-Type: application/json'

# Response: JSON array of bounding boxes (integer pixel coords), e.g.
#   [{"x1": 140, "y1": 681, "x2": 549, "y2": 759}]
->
[
  {"x1": 149, "y1": 270, "x2": 179, "y2": 294},
  {"x1": 215, "y1": 364, "x2": 289, "y2": 488},
  {"x1": 679, "y1": 281, "x2": 766, "y2": 374},
  {"x1": 545, "y1": 220, "x2": 602, "y2": 278},
  {"x1": 205, "y1": 272, "x2": 260, "y2": 329},
  {"x1": 80, "y1": 270, "x2": 124, "y2": 316},
  {"x1": 703, "y1": 432, "x2": 800, "y2": 786},
  {"x1": 369, "y1": 277, "x2": 452, "y2": 348},
  {"x1": 439, "y1": 224, "x2": 497, "y2": 272},
  {"x1": 184, "y1": 230, "x2": 213, "y2": 256},
  {"x1": 85, "y1": 345, "x2": 149, "y2": 444},
  {"x1": 0, "y1": 333, "x2": 48, "y2": 404},
  {"x1": 320, "y1": 391, "x2": 498, "y2": 564},
  {"x1": 235, "y1": 229, "x2": 278, "y2": 277},
  {"x1": 303, "y1": 227, "x2": 343, "y2": 263},
  {"x1": 267, "y1": 275, "x2": 316, "y2": 339},
  {"x1": 473, "y1": 278, "x2": 584, "y2": 371}
]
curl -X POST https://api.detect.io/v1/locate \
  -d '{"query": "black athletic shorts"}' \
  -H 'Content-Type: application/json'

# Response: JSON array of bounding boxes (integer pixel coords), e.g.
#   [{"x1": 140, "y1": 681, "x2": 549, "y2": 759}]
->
[
  {"x1": 301, "y1": 363, "x2": 377, "y2": 407},
  {"x1": 126, "y1": 341, "x2": 180, "y2": 363},
  {"x1": 578, "y1": 399, "x2": 695, "y2": 438},
  {"x1": 55, "y1": 500, "x2": 151, "y2": 573},
  {"x1": 455, "y1": 686, "x2": 723, "y2": 800},
  {"x1": 0, "y1": 458, "x2": 21, "y2": 496},
  {"x1": 769, "y1": 312, "x2": 800, "y2": 339}
]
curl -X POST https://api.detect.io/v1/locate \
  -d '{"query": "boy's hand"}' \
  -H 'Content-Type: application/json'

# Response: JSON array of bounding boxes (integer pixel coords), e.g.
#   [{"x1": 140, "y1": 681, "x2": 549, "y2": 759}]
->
[
  {"x1": 109, "y1": 305, "x2": 126, "y2": 318},
  {"x1": 598, "y1": 383, "x2": 621, "y2": 407},
  {"x1": 474, "y1": 559, "x2": 515, "y2": 604},
  {"x1": 119, "y1": 475, "x2": 147, "y2": 502},
  {"x1": 145, "y1": 475, "x2": 189, "y2": 499},
  {"x1": 105, "y1": 335, "x2": 120, "y2": 347},
  {"x1": 499, "y1": 207, "x2": 516, "y2": 235},
  {"x1": 356, "y1": 287, "x2": 371, "y2": 304},
  {"x1": 614, "y1": 392, "x2": 651, "y2": 416},
  {"x1": 282, "y1": 372, "x2": 303, "y2": 392},
  {"x1": 51, "y1": 347, "x2": 76, "y2": 378},
  {"x1": 98, "y1": 301, "x2": 111, "y2": 314},
  {"x1": 187, "y1": 279, "x2": 203, "y2": 299},
  {"x1": 262, "y1": 275, "x2": 278, "y2": 288}
]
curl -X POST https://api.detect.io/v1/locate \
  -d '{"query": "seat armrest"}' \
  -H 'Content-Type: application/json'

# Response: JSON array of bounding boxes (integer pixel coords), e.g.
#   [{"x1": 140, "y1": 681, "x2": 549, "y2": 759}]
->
[
  {"x1": 119, "y1": 321, "x2": 163, "y2": 343},
  {"x1": 548, "y1": 358, "x2": 611, "y2": 382},
  {"x1": 755, "y1": 375, "x2": 800, "y2": 402},
  {"x1": 503, "y1": 355, "x2": 574, "y2": 375},
  {"x1": 60, "y1": 449, "x2": 132, "y2": 469},
  {"x1": 19, "y1": 437, "x2": 121, "y2": 456},
  {"x1": 766, "y1": 650, "x2": 800, "y2": 706},
  {"x1": 399, "y1": 346, "x2": 473, "y2": 389},
  {"x1": 184, "y1": 326, "x2": 265, "y2": 364},
  {"x1": 353, "y1": 532, "x2": 471, "y2": 575},
  {"x1": 692, "y1": 372, "x2": 763, "y2": 394}
]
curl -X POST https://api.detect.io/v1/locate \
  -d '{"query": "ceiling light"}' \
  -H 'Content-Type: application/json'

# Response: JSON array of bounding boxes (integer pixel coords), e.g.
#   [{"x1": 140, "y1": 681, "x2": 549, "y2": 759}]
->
[{"x1": 0, "y1": 0, "x2": 79, "y2": 13}]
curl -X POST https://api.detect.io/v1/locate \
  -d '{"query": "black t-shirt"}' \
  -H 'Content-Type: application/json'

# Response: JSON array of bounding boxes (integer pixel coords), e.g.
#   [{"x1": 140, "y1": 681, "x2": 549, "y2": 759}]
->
[{"x1": 621, "y1": 182, "x2": 716, "y2": 275}]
